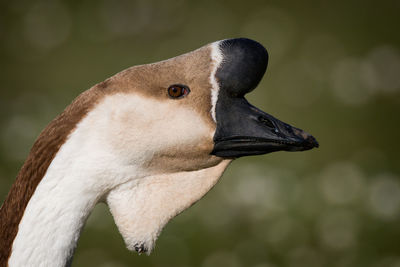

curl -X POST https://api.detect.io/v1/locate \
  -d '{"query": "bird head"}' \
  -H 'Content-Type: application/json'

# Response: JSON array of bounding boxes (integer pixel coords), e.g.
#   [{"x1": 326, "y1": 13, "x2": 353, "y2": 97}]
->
[
  {"x1": 100, "y1": 38, "x2": 318, "y2": 174},
  {"x1": 81, "y1": 38, "x2": 318, "y2": 254}
]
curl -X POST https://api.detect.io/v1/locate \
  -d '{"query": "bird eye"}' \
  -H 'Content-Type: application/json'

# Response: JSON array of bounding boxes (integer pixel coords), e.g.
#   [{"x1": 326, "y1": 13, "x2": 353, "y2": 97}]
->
[{"x1": 168, "y1": 84, "x2": 190, "y2": 99}]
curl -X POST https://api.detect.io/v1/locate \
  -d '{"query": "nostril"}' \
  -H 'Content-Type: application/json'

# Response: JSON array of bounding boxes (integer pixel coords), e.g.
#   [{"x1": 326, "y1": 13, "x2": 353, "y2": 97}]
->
[
  {"x1": 284, "y1": 124, "x2": 294, "y2": 134},
  {"x1": 258, "y1": 116, "x2": 275, "y2": 129}
]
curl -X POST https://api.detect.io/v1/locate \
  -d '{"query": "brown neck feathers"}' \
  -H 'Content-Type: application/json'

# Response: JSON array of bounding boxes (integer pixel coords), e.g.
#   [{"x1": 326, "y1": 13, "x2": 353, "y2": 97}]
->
[{"x1": 0, "y1": 86, "x2": 105, "y2": 266}]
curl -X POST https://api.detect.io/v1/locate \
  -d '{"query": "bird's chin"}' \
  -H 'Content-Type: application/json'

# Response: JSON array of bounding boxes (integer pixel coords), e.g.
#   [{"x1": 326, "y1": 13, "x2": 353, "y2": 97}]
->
[
  {"x1": 123, "y1": 230, "x2": 160, "y2": 255},
  {"x1": 127, "y1": 241, "x2": 152, "y2": 255}
]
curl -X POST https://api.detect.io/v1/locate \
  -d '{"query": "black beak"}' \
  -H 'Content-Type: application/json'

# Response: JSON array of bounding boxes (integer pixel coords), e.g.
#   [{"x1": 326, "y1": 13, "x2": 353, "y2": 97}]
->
[
  {"x1": 211, "y1": 97, "x2": 319, "y2": 158},
  {"x1": 210, "y1": 38, "x2": 319, "y2": 158}
]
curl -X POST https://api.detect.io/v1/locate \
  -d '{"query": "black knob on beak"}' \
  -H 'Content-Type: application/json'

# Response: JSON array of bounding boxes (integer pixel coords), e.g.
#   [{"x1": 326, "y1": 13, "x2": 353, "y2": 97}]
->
[{"x1": 216, "y1": 38, "x2": 269, "y2": 97}]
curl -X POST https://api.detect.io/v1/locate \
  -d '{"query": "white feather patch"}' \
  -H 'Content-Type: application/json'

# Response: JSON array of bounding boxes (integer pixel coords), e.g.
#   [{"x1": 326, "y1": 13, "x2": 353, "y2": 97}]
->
[{"x1": 209, "y1": 41, "x2": 224, "y2": 122}]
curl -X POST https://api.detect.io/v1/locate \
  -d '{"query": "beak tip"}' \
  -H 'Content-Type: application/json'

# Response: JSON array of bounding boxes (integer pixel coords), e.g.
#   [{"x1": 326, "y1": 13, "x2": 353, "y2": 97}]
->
[
  {"x1": 305, "y1": 135, "x2": 319, "y2": 149},
  {"x1": 293, "y1": 127, "x2": 319, "y2": 150}
]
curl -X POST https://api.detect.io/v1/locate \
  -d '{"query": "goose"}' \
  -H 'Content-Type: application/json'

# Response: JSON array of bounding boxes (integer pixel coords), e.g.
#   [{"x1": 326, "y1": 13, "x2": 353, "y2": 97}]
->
[{"x1": 0, "y1": 38, "x2": 318, "y2": 267}]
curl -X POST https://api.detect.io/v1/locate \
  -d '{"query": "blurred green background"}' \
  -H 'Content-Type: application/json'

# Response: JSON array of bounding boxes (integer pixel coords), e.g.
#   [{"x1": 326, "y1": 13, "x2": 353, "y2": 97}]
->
[{"x1": 1, "y1": 0, "x2": 400, "y2": 266}]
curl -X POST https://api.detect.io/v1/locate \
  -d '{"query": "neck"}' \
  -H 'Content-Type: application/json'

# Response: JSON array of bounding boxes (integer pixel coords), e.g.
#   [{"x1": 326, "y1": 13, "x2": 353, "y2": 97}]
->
[
  {"x1": 4, "y1": 91, "x2": 140, "y2": 266},
  {"x1": 0, "y1": 88, "x2": 103, "y2": 266},
  {"x1": 6, "y1": 116, "x2": 119, "y2": 267},
  {"x1": 8, "y1": 170, "x2": 98, "y2": 267}
]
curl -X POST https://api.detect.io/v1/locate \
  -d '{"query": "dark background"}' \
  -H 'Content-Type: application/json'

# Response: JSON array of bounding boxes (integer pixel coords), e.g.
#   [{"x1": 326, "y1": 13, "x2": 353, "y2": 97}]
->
[{"x1": 1, "y1": 0, "x2": 400, "y2": 266}]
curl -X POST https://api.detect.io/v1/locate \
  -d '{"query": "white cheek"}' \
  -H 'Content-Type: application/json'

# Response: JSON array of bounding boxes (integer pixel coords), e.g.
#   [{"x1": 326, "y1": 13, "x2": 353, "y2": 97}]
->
[{"x1": 90, "y1": 94, "x2": 212, "y2": 164}]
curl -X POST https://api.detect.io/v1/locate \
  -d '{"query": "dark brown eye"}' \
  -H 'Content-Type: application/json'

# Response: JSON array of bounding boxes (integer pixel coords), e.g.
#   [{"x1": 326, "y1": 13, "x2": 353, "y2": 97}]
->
[{"x1": 168, "y1": 84, "x2": 190, "y2": 99}]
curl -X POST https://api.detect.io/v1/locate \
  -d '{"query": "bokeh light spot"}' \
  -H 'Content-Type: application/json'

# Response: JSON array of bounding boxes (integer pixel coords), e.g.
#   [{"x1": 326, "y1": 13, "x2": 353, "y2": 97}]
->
[
  {"x1": 368, "y1": 173, "x2": 400, "y2": 220},
  {"x1": 366, "y1": 45, "x2": 400, "y2": 94},
  {"x1": 331, "y1": 57, "x2": 377, "y2": 105}
]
